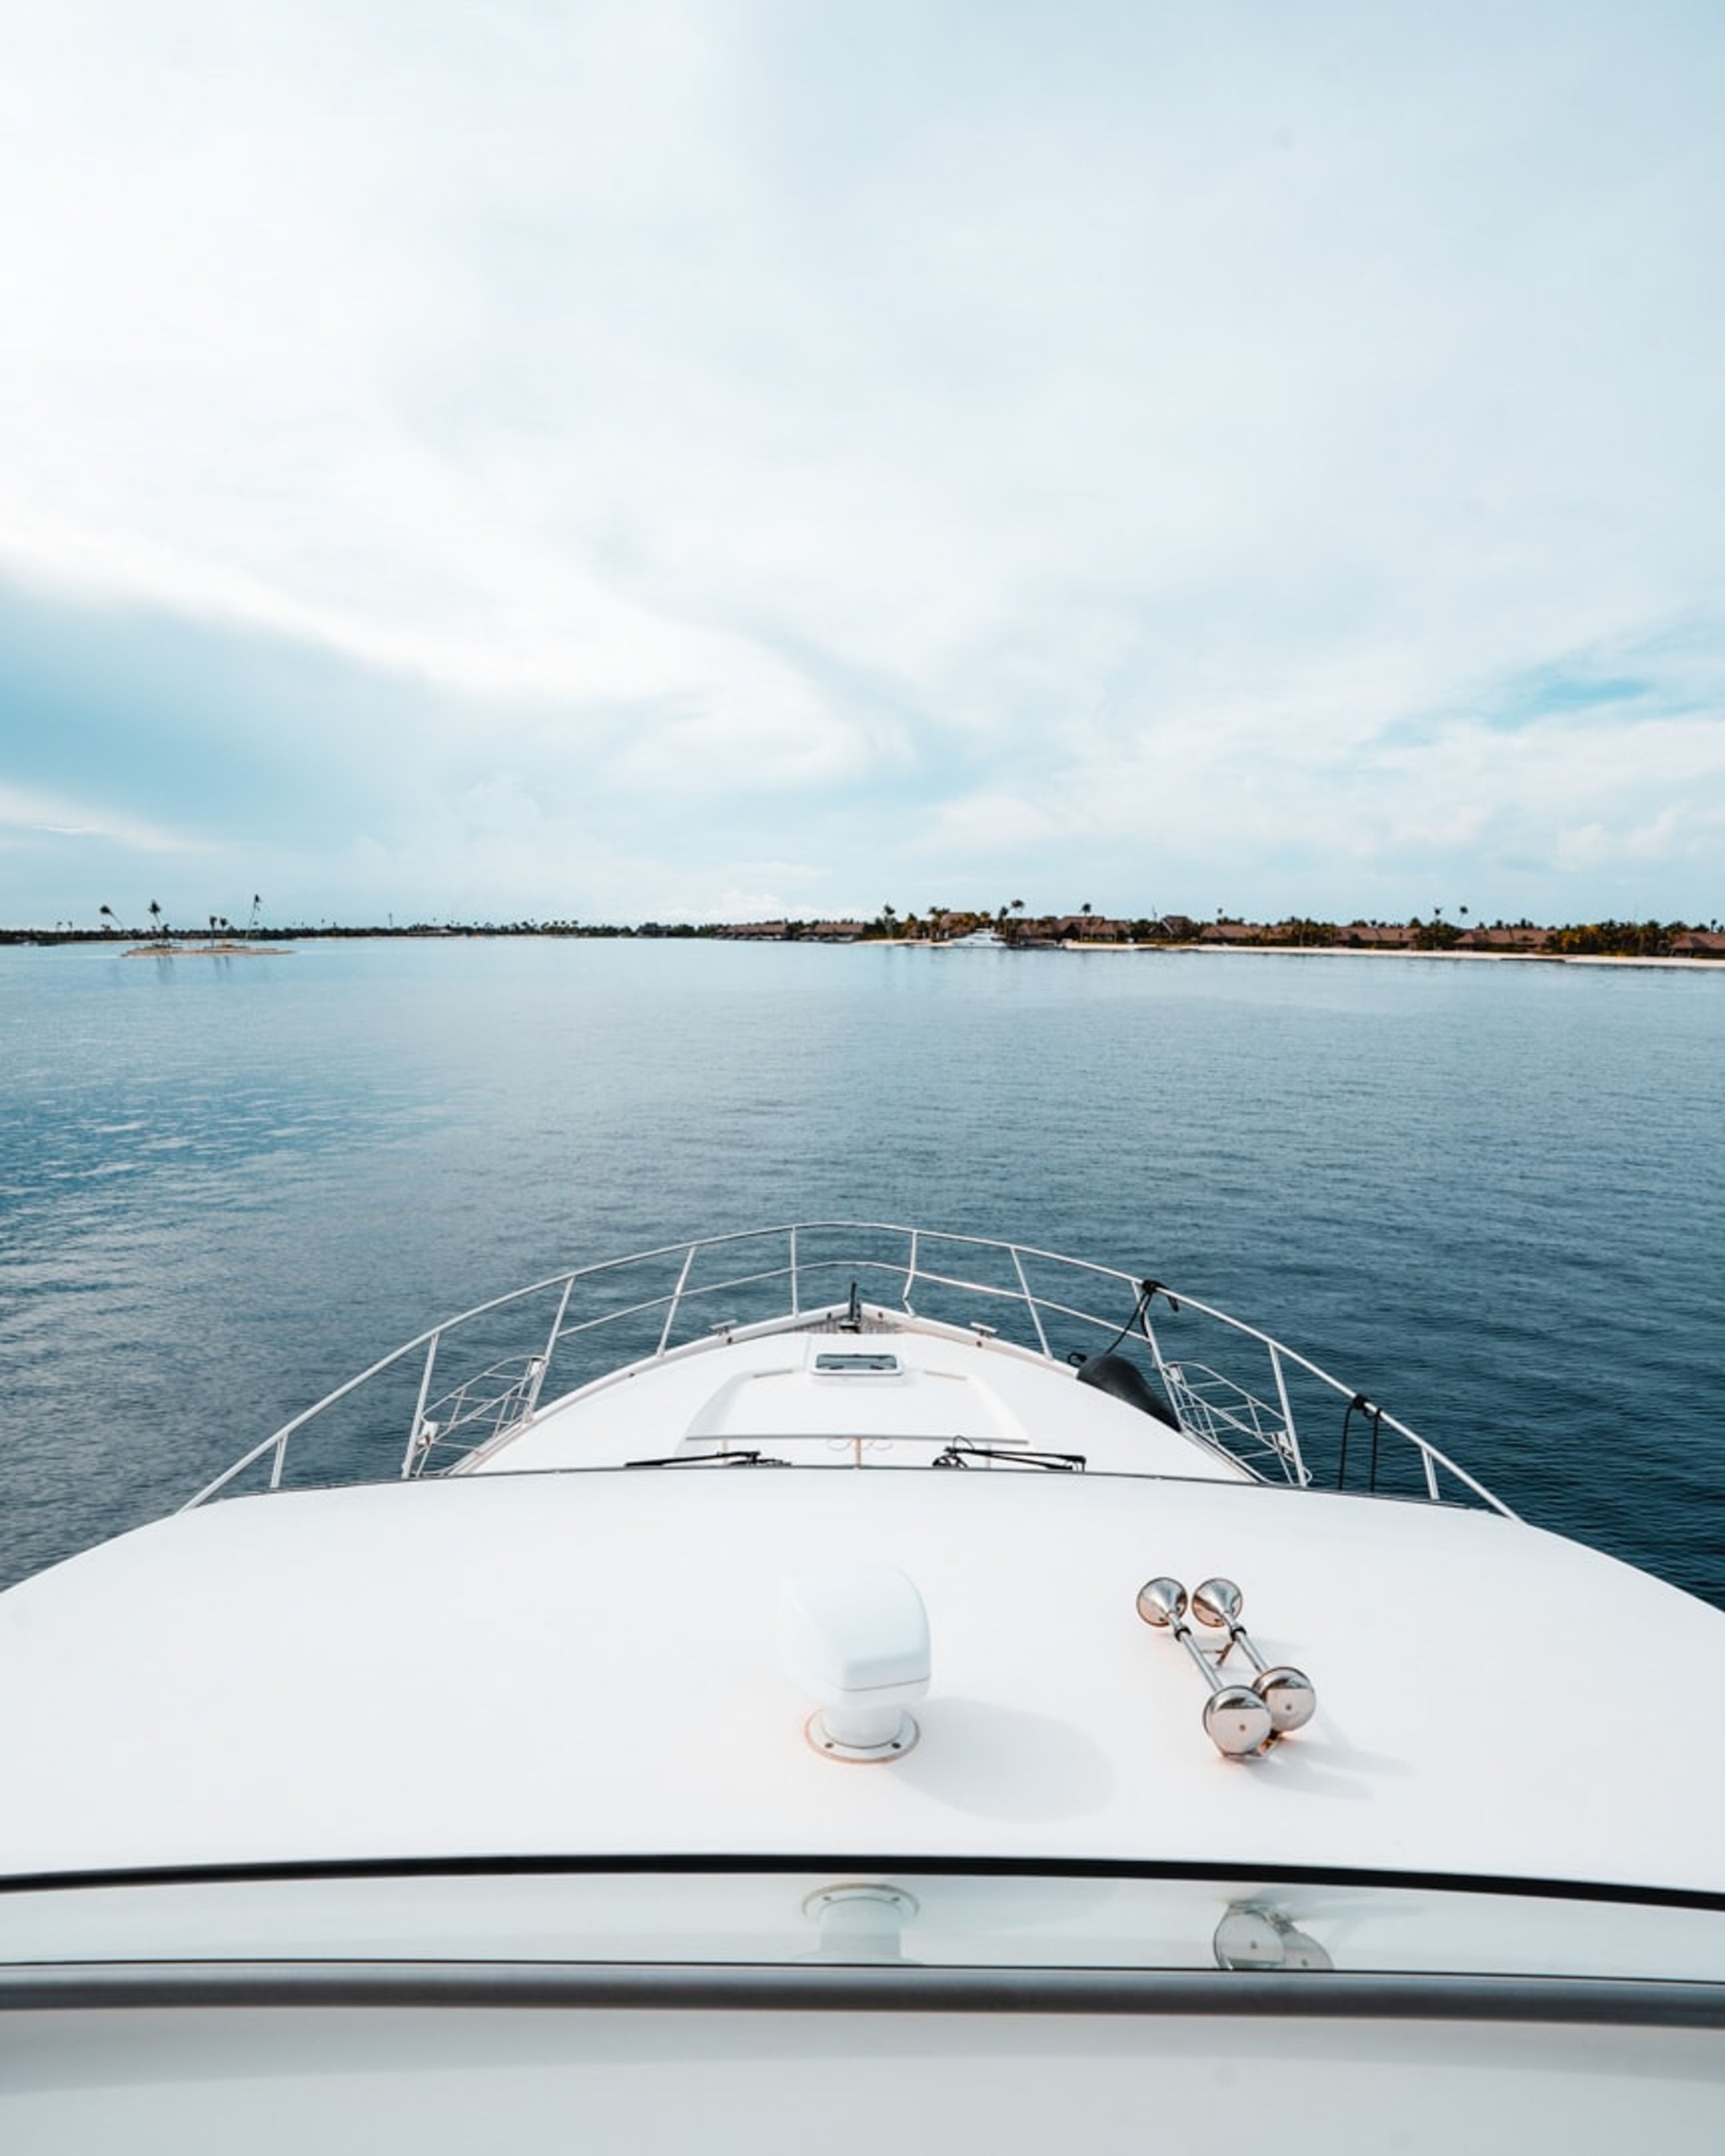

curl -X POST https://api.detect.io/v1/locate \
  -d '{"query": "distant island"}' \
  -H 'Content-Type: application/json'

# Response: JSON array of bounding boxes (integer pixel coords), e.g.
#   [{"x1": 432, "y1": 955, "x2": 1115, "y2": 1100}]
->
[{"x1": 4, "y1": 906, "x2": 1723, "y2": 960}]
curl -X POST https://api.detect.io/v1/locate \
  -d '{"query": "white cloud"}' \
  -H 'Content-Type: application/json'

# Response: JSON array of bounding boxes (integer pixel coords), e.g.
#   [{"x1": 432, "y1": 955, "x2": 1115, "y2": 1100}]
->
[{"x1": 1, "y1": 3, "x2": 1723, "y2": 920}]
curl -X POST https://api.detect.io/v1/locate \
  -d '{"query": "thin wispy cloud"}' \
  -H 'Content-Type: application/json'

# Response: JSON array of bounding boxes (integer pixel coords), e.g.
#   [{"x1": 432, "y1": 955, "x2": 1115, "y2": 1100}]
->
[
  {"x1": 0, "y1": 782, "x2": 206, "y2": 859},
  {"x1": 0, "y1": 1, "x2": 1721, "y2": 924}
]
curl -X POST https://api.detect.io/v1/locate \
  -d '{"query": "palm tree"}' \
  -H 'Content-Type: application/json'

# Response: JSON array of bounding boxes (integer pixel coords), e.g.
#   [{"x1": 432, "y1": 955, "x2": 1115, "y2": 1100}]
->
[
  {"x1": 247, "y1": 894, "x2": 262, "y2": 936},
  {"x1": 148, "y1": 900, "x2": 164, "y2": 943},
  {"x1": 98, "y1": 904, "x2": 118, "y2": 936}
]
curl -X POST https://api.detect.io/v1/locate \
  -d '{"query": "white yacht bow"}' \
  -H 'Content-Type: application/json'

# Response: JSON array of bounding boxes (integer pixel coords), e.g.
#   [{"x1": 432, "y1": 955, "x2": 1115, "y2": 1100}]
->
[{"x1": 3, "y1": 1225, "x2": 1721, "y2": 2150}]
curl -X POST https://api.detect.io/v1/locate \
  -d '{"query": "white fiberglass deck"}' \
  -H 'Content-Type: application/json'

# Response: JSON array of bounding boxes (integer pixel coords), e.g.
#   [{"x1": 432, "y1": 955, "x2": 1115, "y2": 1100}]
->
[{"x1": 3, "y1": 1458, "x2": 1719, "y2": 1894}]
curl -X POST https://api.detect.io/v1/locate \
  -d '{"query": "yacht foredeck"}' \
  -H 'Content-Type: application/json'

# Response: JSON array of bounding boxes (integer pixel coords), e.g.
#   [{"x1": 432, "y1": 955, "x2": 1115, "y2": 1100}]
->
[
  {"x1": 184, "y1": 1225, "x2": 1508, "y2": 1509},
  {"x1": 464, "y1": 1310, "x2": 1253, "y2": 1477}
]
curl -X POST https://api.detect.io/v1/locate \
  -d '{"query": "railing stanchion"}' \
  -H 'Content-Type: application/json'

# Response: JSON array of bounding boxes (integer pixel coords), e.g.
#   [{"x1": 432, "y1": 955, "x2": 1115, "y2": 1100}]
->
[
  {"x1": 656, "y1": 1242, "x2": 699, "y2": 1359},
  {"x1": 526, "y1": 1275, "x2": 577, "y2": 1421},
  {"x1": 1009, "y1": 1244, "x2": 1052, "y2": 1359},
  {"x1": 790, "y1": 1226, "x2": 800, "y2": 1317},
  {"x1": 1137, "y1": 1299, "x2": 1176, "y2": 1398},
  {"x1": 401, "y1": 1332, "x2": 443, "y2": 1478},
  {"x1": 1267, "y1": 1343, "x2": 1307, "y2": 1486}
]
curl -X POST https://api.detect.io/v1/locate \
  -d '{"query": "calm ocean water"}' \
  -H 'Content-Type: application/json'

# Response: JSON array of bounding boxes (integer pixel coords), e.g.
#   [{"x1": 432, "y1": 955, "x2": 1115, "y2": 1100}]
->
[{"x1": 1, "y1": 938, "x2": 1721, "y2": 1604}]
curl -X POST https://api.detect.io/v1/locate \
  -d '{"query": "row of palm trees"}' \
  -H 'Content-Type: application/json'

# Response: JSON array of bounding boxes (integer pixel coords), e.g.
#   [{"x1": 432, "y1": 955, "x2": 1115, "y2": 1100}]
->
[
  {"x1": 880, "y1": 898, "x2": 1095, "y2": 941},
  {"x1": 97, "y1": 897, "x2": 262, "y2": 942}
]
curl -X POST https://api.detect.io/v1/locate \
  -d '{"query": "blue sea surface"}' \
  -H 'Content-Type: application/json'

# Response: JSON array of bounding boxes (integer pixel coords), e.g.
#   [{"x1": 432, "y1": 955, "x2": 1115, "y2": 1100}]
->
[{"x1": 1, "y1": 938, "x2": 1721, "y2": 1604}]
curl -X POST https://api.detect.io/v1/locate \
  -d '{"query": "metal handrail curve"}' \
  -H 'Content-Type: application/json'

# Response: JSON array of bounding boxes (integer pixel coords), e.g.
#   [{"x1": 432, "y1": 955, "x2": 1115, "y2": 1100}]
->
[{"x1": 180, "y1": 1223, "x2": 1515, "y2": 1518}]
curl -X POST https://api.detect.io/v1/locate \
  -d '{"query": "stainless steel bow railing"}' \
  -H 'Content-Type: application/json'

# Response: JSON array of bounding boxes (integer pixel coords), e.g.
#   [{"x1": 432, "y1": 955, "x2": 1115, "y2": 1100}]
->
[{"x1": 181, "y1": 1224, "x2": 1513, "y2": 1516}]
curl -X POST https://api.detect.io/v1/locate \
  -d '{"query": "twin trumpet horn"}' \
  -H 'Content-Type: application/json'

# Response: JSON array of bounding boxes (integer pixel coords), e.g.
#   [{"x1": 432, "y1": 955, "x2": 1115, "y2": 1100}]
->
[{"x1": 1136, "y1": 1575, "x2": 1317, "y2": 1758}]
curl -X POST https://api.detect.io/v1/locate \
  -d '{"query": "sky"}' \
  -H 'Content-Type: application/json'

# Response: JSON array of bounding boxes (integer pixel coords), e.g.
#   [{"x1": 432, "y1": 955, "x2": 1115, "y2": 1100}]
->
[{"x1": 2, "y1": 0, "x2": 1723, "y2": 929}]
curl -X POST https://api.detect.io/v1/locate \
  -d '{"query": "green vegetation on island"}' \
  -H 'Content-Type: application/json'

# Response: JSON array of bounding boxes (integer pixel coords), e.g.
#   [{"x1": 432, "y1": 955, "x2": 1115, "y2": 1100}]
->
[{"x1": 1, "y1": 903, "x2": 1721, "y2": 959}]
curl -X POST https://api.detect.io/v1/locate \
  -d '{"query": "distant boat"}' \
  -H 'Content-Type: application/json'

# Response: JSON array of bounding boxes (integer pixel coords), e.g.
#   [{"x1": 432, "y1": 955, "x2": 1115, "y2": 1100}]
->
[{"x1": 938, "y1": 928, "x2": 1008, "y2": 950}]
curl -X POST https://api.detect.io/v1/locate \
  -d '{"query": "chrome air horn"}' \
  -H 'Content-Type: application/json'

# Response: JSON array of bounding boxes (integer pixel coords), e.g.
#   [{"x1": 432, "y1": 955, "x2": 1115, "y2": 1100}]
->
[
  {"x1": 1135, "y1": 1577, "x2": 1274, "y2": 1757},
  {"x1": 1190, "y1": 1576, "x2": 1318, "y2": 1733}
]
